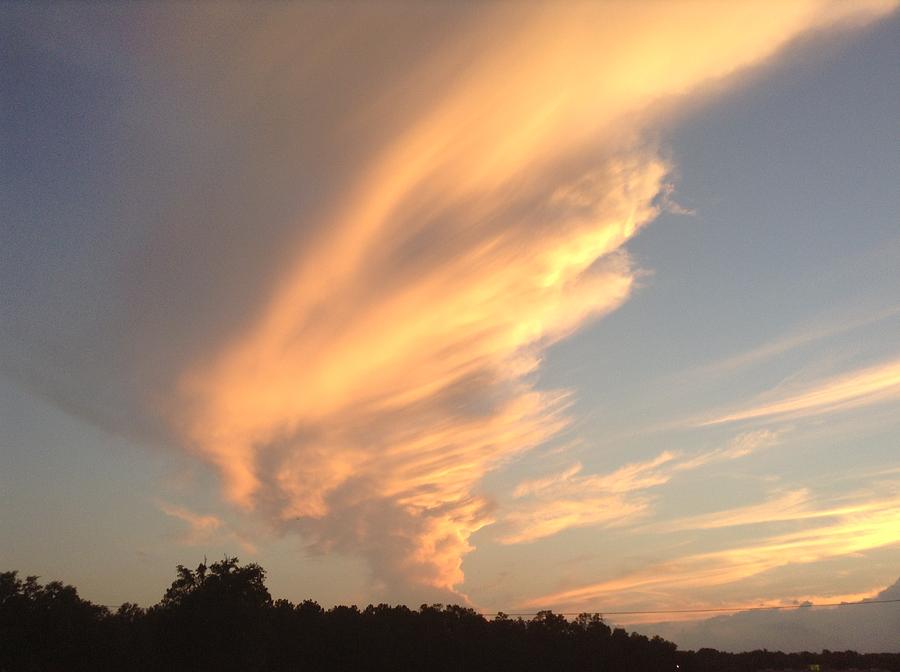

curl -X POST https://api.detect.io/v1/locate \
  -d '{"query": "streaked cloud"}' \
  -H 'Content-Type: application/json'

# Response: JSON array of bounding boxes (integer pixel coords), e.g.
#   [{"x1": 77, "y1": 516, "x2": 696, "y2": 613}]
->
[
  {"x1": 498, "y1": 453, "x2": 674, "y2": 545},
  {"x1": 159, "y1": 503, "x2": 222, "y2": 545},
  {"x1": 500, "y1": 430, "x2": 777, "y2": 544},
  {"x1": 672, "y1": 429, "x2": 781, "y2": 471},
  {"x1": 701, "y1": 355, "x2": 900, "y2": 426},
  {"x1": 524, "y1": 489, "x2": 900, "y2": 611},
  {"x1": 159, "y1": 502, "x2": 257, "y2": 554},
  {"x1": 660, "y1": 486, "x2": 898, "y2": 532},
  {"x1": 681, "y1": 303, "x2": 900, "y2": 382}
]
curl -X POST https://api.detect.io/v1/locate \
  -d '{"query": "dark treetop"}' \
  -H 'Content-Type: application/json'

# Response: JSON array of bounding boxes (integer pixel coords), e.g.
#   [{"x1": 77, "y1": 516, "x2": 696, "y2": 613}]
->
[{"x1": 2, "y1": 558, "x2": 898, "y2": 672}]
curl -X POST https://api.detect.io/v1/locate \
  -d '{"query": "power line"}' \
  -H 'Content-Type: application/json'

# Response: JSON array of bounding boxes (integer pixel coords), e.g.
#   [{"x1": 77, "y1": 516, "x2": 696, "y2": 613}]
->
[{"x1": 478, "y1": 597, "x2": 900, "y2": 618}]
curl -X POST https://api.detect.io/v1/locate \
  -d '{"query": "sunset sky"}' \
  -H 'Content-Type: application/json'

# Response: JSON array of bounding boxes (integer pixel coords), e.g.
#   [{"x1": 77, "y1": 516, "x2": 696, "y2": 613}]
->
[{"x1": 2, "y1": 1, "x2": 899, "y2": 642}]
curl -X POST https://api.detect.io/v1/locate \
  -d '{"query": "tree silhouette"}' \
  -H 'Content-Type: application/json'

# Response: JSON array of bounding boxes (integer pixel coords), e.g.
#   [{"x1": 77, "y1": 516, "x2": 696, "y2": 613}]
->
[
  {"x1": 151, "y1": 557, "x2": 272, "y2": 672},
  {"x1": 2, "y1": 560, "x2": 899, "y2": 671},
  {"x1": 0, "y1": 570, "x2": 109, "y2": 671}
]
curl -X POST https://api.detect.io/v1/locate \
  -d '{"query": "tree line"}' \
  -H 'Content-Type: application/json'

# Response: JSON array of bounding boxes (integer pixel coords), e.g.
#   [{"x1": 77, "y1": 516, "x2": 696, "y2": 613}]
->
[{"x1": 2, "y1": 558, "x2": 898, "y2": 671}]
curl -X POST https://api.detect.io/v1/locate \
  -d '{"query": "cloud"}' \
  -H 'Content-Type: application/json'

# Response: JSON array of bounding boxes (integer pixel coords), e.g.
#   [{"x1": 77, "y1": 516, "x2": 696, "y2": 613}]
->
[
  {"x1": 159, "y1": 502, "x2": 257, "y2": 554},
  {"x1": 656, "y1": 486, "x2": 897, "y2": 533},
  {"x1": 663, "y1": 489, "x2": 813, "y2": 531},
  {"x1": 635, "y1": 578, "x2": 900, "y2": 653},
  {"x1": 498, "y1": 453, "x2": 672, "y2": 545},
  {"x1": 3, "y1": 1, "x2": 896, "y2": 602},
  {"x1": 159, "y1": 503, "x2": 222, "y2": 545},
  {"x1": 672, "y1": 429, "x2": 781, "y2": 471},
  {"x1": 499, "y1": 430, "x2": 776, "y2": 544},
  {"x1": 683, "y1": 304, "x2": 900, "y2": 382},
  {"x1": 523, "y1": 489, "x2": 900, "y2": 611},
  {"x1": 700, "y1": 355, "x2": 900, "y2": 426},
  {"x1": 512, "y1": 463, "x2": 586, "y2": 499}
]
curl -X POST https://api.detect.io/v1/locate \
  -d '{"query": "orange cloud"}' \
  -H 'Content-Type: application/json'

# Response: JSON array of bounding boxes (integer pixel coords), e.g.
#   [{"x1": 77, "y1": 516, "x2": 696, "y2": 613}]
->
[
  {"x1": 701, "y1": 356, "x2": 900, "y2": 426},
  {"x1": 683, "y1": 304, "x2": 900, "y2": 382},
  {"x1": 672, "y1": 429, "x2": 781, "y2": 472},
  {"x1": 499, "y1": 495, "x2": 652, "y2": 546},
  {"x1": 499, "y1": 430, "x2": 774, "y2": 544},
  {"x1": 159, "y1": 503, "x2": 257, "y2": 554},
  {"x1": 164, "y1": 1, "x2": 896, "y2": 599},
  {"x1": 524, "y1": 491, "x2": 900, "y2": 612},
  {"x1": 499, "y1": 454, "x2": 673, "y2": 544},
  {"x1": 653, "y1": 487, "x2": 897, "y2": 534},
  {"x1": 159, "y1": 503, "x2": 222, "y2": 544}
]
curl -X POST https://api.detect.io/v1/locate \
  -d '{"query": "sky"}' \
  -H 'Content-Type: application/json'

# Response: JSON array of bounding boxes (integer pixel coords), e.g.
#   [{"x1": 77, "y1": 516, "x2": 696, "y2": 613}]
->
[{"x1": 2, "y1": 0, "x2": 899, "y2": 652}]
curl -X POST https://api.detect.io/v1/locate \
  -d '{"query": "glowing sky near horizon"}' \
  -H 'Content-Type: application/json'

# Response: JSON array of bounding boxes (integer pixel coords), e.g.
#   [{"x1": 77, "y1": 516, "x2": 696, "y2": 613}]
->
[{"x1": 2, "y1": 1, "x2": 900, "y2": 636}]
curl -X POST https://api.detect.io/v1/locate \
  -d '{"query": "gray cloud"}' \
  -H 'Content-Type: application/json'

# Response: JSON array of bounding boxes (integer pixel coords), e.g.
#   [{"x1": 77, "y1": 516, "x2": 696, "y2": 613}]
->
[{"x1": 635, "y1": 578, "x2": 900, "y2": 653}]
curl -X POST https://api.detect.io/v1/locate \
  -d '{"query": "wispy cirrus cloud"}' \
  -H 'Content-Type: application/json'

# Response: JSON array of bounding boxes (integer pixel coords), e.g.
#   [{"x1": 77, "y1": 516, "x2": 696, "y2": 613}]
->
[
  {"x1": 524, "y1": 488, "x2": 900, "y2": 612},
  {"x1": 657, "y1": 485, "x2": 899, "y2": 533},
  {"x1": 680, "y1": 304, "x2": 900, "y2": 383},
  {"x1": 158, "y1": 502, "x2": 257, "y2": 554},
  {"x1": 499, "y1": 430, "x2": 778, "y2": 544},
  {"x1": 498, "y1": 453, "x2": 674, "y2": 545},
  {"x1": 700, "y1": 355, "x2": 900, "y2": 426},
  {"x1": 159, "y1": 503, "x2": 222, "y2": 544},
  {"x1": 672, "y1": 429, "x2": 781, "y2": 471}
]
